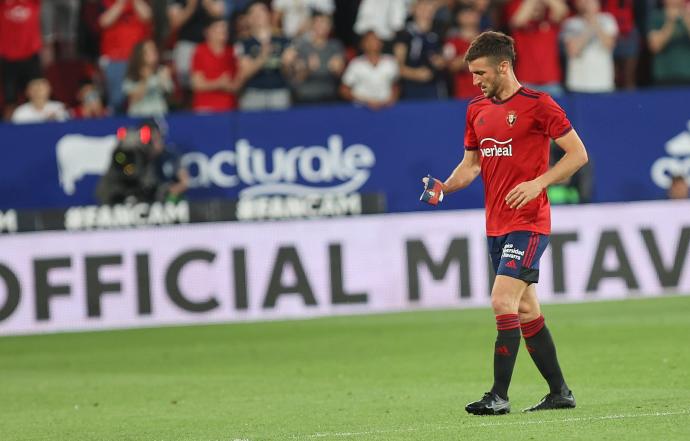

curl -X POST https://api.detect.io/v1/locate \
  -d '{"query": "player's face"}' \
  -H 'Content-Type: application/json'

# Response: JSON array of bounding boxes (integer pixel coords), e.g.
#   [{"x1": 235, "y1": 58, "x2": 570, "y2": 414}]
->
[{"x1": 468, "y1": 56, "x2": 503, "y2": 98}]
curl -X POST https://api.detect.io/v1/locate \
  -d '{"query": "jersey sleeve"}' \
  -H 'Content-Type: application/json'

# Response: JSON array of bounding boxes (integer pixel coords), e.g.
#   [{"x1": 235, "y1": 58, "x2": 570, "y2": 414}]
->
[
  {"x1": 538, "y1": 95, "x2": 573, "y2": 140},
  {"x1": 464, "y1": 105, "x2": 478, "y2": 150}
]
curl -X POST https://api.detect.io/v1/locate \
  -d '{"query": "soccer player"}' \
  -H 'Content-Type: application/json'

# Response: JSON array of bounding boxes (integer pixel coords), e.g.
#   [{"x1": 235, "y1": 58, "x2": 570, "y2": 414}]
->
[{"x1": 421, "y1": 31, "x2": 588, "y2": 415}]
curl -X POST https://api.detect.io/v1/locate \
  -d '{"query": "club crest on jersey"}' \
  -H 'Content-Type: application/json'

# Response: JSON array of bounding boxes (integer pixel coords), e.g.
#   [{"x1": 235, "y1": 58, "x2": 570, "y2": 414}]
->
[{"x1": 506, "y1": 111, "x2": 518, "y2": 127}]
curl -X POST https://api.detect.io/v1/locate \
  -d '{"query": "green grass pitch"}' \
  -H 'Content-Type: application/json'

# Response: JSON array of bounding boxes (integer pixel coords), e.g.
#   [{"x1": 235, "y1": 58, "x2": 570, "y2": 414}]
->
[{"x1": 1, "y1": 296, "x2": 689, "y2": 441}]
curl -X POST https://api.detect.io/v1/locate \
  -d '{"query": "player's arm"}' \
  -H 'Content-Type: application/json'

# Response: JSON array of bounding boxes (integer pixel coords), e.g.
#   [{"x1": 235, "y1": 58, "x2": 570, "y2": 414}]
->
[
  {"x1": 422, "y1": 148, "x2": 480, "y2": 193},
  {"x1": 506, "y1": 129, "x2": 588, "y2": 209},
  {"x1": 421, "y1": 102, "x2": 481, "y2": 204},
  {"x1": 420, "y1": 149, "x2": 480, "y2": 205},
  {"x1": 442, "y1": 149, "x2": 481, "y2": 194}
]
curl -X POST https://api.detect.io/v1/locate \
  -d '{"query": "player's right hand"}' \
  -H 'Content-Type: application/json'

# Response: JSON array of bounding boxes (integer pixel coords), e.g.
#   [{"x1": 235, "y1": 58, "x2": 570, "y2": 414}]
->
[{"x1": 420, "y1": 175, "x2": 444, "y2": 206}]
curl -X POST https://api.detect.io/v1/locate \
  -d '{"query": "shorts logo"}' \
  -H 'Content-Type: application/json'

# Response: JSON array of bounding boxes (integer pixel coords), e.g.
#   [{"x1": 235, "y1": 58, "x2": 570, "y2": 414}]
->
[
  {"x1": 506, "y1": 111, "x2": 517, "y2": 127},
  {"x1": 506, "y1": 259, "x2": 518, "y2": 269},
  {"x1": 501, "y1": 243, "x2": 524, "y2": 260}
]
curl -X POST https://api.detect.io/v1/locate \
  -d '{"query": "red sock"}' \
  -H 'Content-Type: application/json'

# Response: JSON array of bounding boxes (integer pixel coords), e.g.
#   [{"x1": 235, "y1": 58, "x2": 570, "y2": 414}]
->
[
  {"x1": 521, "y1": 315, "x2": 545, "y2": 338},
  {"x1": 496, "y1": 313, "x2": 520, "y2": 331}
]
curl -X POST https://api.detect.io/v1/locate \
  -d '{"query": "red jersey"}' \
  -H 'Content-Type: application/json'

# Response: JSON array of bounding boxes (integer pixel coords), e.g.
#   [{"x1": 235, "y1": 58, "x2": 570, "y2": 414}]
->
[
  {"x1": 505, "y1": 0, "x2": 562, "y2": 85},
  {"x1": 100, "y1": 0, "x2": 151, "y2": 61},
  {"x1": 464, "y1": 87, "x2": 572, "y2": 236},
  {"x1": 191, "y1": 42, "x2": 238, "y2": 111},
  {"x1": 0, "y1": 0, "x2": 41, "y2": 61}
]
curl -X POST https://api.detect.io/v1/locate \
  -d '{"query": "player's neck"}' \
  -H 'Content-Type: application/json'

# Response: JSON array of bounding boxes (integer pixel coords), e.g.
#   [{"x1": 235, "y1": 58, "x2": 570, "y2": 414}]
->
[{"x1": 495, "y1": 80, "x2": 522, "y2": 102}]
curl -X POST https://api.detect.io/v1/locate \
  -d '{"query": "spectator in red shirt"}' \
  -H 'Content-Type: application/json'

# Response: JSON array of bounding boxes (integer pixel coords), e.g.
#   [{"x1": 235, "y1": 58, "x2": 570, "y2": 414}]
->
[
  {"x1": 98, "y1": 0, "x2": 152, "y2": 113},
  {"x1": 167, "y1": 0, "x2": 226, "y2": 91},
  {"x1": 0, "y1": 0, "x2": 42, "y2": 119},
  {"x1": 505, "y1": 0, "x2": 569, "y2": 96},
  {"x1": 601, "y1": 0, "x2": 639, "y2": 89},
  {"x1": 190, "y1": 18, "x2": 239, "y2": 112},
  {"x1": 444, "y1": 5, "x2": 482, "y2": 100}
]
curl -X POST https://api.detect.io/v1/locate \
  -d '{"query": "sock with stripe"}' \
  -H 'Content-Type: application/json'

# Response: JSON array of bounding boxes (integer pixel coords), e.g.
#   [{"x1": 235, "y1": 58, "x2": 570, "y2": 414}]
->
[
  {"x1": 522, "y1": 315, "x2": 569, "y2": 395},
  {"x1": 490, "y1": 313, "x2": 521, "y2": 400}
]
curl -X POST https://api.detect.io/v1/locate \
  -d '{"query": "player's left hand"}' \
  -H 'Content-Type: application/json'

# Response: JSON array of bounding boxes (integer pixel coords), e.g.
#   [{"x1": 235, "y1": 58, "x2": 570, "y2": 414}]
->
[
  {"x1": 420, "y1": 175, "x2": 445, "y2": 206},
  {"x1": 506, "y1": 179, "x2": 544, "y2": 209}
]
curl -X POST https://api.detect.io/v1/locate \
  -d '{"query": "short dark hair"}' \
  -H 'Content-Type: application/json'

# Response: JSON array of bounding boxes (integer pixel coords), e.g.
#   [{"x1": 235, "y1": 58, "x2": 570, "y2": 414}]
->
[
  {"x1": 465, "y1": 31, "x2": 516, "y2": 65},
  {"x1": 205, "y1": 17, "x2": 228, "y2": 30}
]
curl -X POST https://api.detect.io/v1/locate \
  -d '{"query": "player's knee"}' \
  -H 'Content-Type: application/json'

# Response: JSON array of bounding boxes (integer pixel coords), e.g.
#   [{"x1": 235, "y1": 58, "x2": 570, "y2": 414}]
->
[
  {"x1": 519, "y1": 310, "x2": 540, "y2": 323},
  {"x1": 491, "y1": 295, "x2": 516, "y2": 315},
  {"x1": 518, "y1": 300, "x2": 533, "y2": 315}
]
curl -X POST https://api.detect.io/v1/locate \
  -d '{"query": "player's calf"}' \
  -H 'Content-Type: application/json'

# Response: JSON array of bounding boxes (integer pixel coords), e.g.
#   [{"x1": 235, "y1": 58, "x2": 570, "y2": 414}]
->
[{"x1": 520, "y1": 314, "x2": 574, "y2": 411}]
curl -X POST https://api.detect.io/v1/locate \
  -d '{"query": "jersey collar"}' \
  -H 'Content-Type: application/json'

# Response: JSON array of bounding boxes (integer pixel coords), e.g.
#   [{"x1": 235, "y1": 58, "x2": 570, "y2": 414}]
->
[{"x1": 491, "y1": 86, "x2": 523, "y2": 105}]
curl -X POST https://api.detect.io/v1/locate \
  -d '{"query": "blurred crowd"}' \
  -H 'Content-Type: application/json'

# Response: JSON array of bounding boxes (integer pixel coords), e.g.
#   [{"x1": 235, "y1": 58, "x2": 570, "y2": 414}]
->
[{"x1": 1, "y1": 0, "x2": 690, "y2": 123}]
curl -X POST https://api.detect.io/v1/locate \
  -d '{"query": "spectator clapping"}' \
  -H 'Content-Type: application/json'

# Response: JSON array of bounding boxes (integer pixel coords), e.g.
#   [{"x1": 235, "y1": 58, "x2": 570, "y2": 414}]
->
[
  {"x1": 123, "y1": 39, "x2": 172, "y2": 117},
  {"x1": 12, "y1": 77, "x2": 69, "y2": 123},
  {"x1": 288, "y1": 11, "x2": 345, "y2": 104},
  {"x1": 236, "y1": 1, "x2": 294, "y2": 111},
  {"x1": 0, "y1": 0, "x2": 43, "y2": 119},
  {"x1": 394, "y1": 0, "x2": 446, "y2": 100},
  {"x1": 191, "y1": 18, "x2": 240, "y2": 112},
  {"x1": 340, "y1": 30, "x2": 400, "y2": 110},
  {"x1": 167, "y1": 0, "x2": 226, "y2": 90},
  {"x1": 1, "y1": 0, "x2": 689, "y2": 122},
  {"x1": 98, "y1": 0, "x2": 152, "y2": 112},
  {"x1": 561, "y1": 0, "x2": 618, "y2": 93},
  {"x1": 647, "y1": 0, "x2": 690, "y2": 86}
]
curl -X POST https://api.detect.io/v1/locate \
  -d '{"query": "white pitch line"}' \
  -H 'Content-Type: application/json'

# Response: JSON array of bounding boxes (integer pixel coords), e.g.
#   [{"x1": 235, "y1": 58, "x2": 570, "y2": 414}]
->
[
  {"x1": 293, "y1": 409, "x2": 690, "y2": 439},
  {"x1": 470, "y1": 409, "x2": 690, "y2": 428}
]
